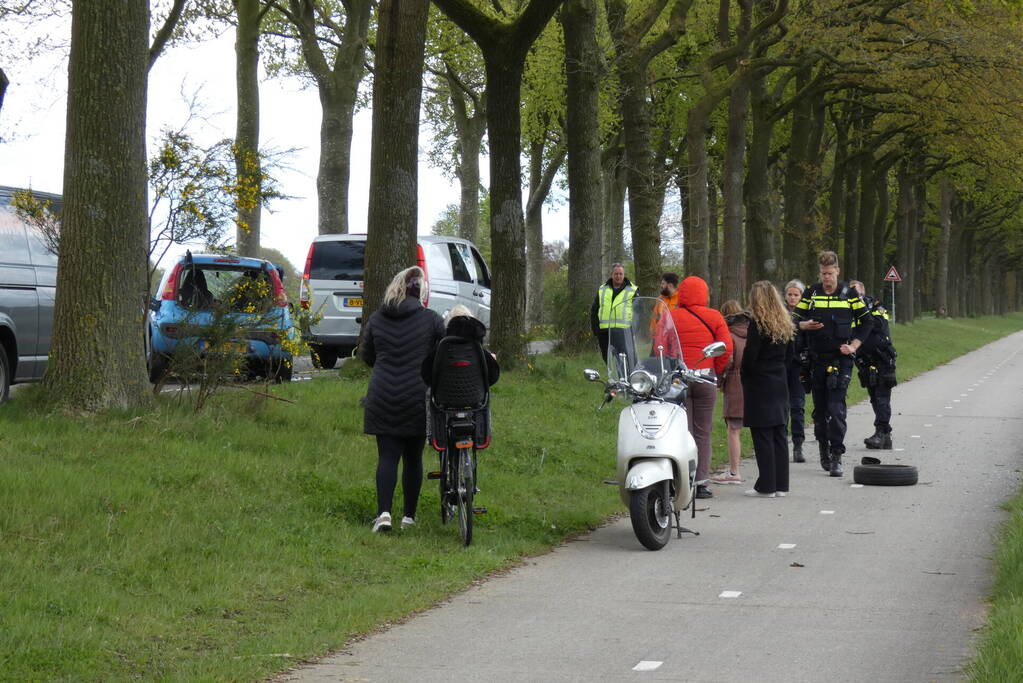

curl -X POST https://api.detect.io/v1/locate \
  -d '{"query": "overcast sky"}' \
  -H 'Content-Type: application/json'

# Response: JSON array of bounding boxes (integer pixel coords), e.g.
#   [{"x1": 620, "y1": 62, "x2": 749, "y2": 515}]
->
[{"x1": 0, "y1": 16, "x2": 569, "y2": 272}]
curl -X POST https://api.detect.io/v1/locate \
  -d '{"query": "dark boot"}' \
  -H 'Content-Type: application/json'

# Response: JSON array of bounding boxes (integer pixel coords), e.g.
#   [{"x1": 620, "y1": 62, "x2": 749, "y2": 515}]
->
[
  {"x1": 792, "y1": 442, "x2": 805, "y2": 463},
  {"x1": 819, "y1": 442, "x2": 830, "y2": 471},
  {"x1": 864, "y1": 430, "x2": 884, "y2": 449},
  {"x1": 880, "y1": 432, "x2": 893, "y2": 449},
  {"x1": 829, "y1": 450, "x2": 844, "y2": 477}
]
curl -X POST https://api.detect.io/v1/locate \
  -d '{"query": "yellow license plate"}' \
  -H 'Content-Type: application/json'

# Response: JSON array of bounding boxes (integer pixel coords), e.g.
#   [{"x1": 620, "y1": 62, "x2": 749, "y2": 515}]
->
[
  {"x1": 344, "y1": 297, "x2": 363, "y2": 308},
  {"x1": 219, "y1": 342, "x2": 248, "y2": 354}
]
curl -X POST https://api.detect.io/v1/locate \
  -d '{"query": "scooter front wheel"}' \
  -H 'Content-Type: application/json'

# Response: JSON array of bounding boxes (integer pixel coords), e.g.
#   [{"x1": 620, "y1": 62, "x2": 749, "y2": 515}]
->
[{"x1": 629, "y1": 483, "x2": 672, "y2": 551}]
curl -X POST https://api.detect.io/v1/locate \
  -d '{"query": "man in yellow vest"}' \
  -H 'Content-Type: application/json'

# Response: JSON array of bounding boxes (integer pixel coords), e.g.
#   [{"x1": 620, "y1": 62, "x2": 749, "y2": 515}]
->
[{"x1": 590, "y1": 263, "x2": 638, "y2": 366}]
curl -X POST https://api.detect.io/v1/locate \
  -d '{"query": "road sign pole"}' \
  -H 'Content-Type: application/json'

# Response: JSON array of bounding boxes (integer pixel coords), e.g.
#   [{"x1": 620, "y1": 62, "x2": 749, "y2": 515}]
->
[{"x1": 891, "y1": 280, "x2": 896, "y2": 323}]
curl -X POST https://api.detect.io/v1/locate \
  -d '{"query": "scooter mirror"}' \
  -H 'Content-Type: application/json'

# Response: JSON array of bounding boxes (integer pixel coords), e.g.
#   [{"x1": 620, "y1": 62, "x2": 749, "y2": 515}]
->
[
  {"x1": 701, "y1": 341, "x2": 727, "y2": 358},
  {"x1": 583, "y1": 368, "x2": 602, "y2": 382}
]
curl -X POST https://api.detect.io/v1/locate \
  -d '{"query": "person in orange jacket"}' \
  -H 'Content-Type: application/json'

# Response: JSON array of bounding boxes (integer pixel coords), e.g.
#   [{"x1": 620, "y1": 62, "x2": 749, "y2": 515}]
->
[{"x1": 670, "y1": 276, "x2": 733, "y2": 499}]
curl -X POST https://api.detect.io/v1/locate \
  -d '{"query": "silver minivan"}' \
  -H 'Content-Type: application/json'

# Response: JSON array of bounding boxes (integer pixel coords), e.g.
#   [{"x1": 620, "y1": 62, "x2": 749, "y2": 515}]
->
[
  {"x1": 0, "y1": 186, "x2": 59, "y2": 401},
  {"x1": 299, "y1": 234, "x2": 491, "y2": 368}
]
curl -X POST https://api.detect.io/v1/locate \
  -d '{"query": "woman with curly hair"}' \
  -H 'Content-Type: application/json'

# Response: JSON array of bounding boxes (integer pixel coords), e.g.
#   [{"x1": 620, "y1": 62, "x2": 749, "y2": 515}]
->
[{"x1": 741, "y1": 281, "x2": 796, "y2": 498}]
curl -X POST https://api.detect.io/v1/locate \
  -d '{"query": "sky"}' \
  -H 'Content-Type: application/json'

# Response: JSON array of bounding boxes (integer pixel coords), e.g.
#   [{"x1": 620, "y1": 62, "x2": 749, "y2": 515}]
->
[{"x1": 0, "y1": 14, "x2": 569, "y2": 273}]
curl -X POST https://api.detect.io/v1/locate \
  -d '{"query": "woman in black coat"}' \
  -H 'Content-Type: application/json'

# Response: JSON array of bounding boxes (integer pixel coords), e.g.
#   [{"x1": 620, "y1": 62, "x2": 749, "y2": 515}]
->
[
  {"x1": 741, "y1": 281, "x2": 796, "y2": 498},
  {"x1": 361, "y1": 266, "x2": 445, "y2": 532}
]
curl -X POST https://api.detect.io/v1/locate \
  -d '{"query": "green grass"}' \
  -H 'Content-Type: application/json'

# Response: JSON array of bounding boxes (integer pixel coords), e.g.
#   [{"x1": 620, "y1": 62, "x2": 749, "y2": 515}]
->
[{"x1": 1, "y1": 312, "x2": 1021, "y2": 681}]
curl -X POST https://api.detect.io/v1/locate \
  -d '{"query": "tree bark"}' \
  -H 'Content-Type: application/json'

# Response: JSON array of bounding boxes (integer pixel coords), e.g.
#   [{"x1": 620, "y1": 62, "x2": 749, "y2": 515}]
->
[
  {"x1": 744, "y1": 75, "x2": 777, "y2": 283},
  {"x1": 602, "y1": 146, "x2": 626, "y2": 268},
  {"x1": 285, "y1": 0, "x2": 373, "y2": 236},
  {"x1": 234, "y1": 0, "x2": 262, "y2": 255},
  {"x1": 720, "y1": 77, "x2": 748, "y2": 302},
  {"x1": 525, "y1": 138, "x2": 565, "y2": 328},
  {"x1": 708, "y1": 176, "x2": 720, "y2": 303},
  {"x1": 46, "y1": 0, "x2": 150, "y2": 410},
  {"x1": 561, "y1": 0, "x2": 604, "y2": 349},
  {"x1": 828, "y1": 108, "x2": 848, "y2": 253},
  {"x1": 441, "y1": 64, "x2": 487, "y2": 243},
  {"x1": 934, "y1": 177, "x2": 952, "y2": 318},
  {"x1": 782, "y1": 66, "x2": 812, "y2": 277},
  {"x1": 363, "y1": 0, "x2": 430, "y2": 315}
]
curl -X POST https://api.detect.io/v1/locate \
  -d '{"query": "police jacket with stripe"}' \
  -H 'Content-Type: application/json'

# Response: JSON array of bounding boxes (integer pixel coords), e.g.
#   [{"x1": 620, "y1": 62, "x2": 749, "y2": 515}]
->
[
  {"x1": 792, "y1": 281, "x2": 873, "y2": 357},
  {"x1": 858, "y1": 303, "x2": 896, "y2": 365}
]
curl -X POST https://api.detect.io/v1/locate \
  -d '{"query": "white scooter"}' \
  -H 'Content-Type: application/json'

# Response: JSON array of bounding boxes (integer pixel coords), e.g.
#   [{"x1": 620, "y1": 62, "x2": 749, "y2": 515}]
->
[{"x1": 584, "y1": 296, "x2": 725, "y2": 550}]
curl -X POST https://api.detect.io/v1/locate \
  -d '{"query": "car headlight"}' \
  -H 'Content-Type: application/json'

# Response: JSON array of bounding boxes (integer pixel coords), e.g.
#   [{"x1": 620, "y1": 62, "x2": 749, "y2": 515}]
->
[{"x1": 628, "y1": 369, "x2": 656, "y2": 395}]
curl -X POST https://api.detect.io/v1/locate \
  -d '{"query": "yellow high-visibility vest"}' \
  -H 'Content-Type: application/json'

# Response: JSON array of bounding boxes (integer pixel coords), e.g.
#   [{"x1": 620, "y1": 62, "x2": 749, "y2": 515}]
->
[{"x1": 597, "y1": 284, "x2": 637, "y2": 329}]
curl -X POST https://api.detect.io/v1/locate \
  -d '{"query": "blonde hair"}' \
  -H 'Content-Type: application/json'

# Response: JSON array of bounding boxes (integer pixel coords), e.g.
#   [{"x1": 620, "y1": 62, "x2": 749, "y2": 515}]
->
[
  {"x1": 448, "y1": 304, "x2": 472, "y2": 319},
  {"x1": 382, "y1": 266, "x2": 425, "y2": 308},
  {"x1": 818, "y1": 251, "x2": 839, "y2": 268},
  {"x1": 719, "y1": 299, "x2": 743, "y2": 316},
  {"x1": 748, "y1": 281, "x2": 795, "y2": 344}
]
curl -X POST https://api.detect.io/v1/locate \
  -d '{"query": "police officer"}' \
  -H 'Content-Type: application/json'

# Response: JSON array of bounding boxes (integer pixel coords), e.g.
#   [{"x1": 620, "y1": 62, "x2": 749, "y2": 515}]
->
[
  {"x1": 849, "y1": 280, "x2": 897, "y2": 449},
  {"x1": 792, "y1": 251, "x2": 873, "y2": 477},
  {"x1": 590, "y1": 263, "x2": 638, "y2": 368}
]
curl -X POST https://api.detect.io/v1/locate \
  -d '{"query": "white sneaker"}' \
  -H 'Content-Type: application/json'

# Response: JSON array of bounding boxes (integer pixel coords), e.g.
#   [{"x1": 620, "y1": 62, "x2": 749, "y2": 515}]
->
[
  {"x1": 371, "y1": 512, "x2": 392, "y2": 532},
  {"x1": 710, "y1": 470, "x2": 743, "y2": 485},
  {"x1": 776, "y1": 491, "x2": 787, "y2": 497},
  {"x1": 743, "y1": 489, "x2": 776, "y2": 498},
  {"x1": 400, "y1": 516, "x2": 415, "y2": 529}
]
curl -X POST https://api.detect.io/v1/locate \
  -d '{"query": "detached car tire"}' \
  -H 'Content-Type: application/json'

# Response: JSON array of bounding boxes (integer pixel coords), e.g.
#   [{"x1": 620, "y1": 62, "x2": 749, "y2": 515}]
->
[
  {"x1": 310, "y1": 345, "x2": 337, "y2": 370},
  {"x1": 853, "y1": 463, "x2": 918, "y2": 486}
]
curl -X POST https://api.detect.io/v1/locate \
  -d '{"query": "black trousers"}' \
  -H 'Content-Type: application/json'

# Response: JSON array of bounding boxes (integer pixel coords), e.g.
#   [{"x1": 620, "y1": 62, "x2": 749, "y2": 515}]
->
[
  {"x1": 375, "y1": 434, "x2": 425, "y2": 518},
  {"x1": 810, "y1": 357, "x2": 853, "y2": 455},
  {"x1": 751, "y1": 425, "x2": 789, "y2": 494},
  {"x1": 868, "y1": 383, "x2": 892, "y2": 433},
  {"x1": 786, "y1": 362, "x2": 806, "y2": 445}
]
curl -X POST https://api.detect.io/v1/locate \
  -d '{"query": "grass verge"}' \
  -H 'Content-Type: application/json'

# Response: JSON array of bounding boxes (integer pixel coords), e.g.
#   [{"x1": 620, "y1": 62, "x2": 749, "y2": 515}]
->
[{"x1": 1, "y1": 312, "x2": 1021, "y2": 680}]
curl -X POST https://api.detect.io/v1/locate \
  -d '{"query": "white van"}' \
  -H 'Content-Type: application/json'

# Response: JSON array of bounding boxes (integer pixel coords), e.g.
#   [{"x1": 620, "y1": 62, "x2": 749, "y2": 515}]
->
[
  {"x1": 299, "y1": 234, "x2": 491, "y2": 368},
  {"x1": 0, "y1": 186, "x2": 59, "y2": 401}
]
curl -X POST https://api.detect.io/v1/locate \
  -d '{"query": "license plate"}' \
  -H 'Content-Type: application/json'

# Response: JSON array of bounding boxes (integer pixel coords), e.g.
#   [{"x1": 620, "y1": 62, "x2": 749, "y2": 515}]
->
[
  {"x1": 344, "y1": 297, "x2": 363, "y2": 308},
  {"x1": 218, "y1": 341, "x2": 248, "y2": 354}
]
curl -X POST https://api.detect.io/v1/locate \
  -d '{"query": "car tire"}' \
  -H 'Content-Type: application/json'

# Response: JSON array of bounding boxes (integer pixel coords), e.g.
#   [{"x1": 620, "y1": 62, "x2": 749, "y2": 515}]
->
[
  {"x1": 0, "y1": 349, "x2": 10, "y2": 403},
  {"x1": 148, "y1": 352, "x2": 170, "y2": 384},
  {"x1": 853, "y1": 463, "x2": 919, "y2": 486},
  {"x1": 311, "y1": 345, "x2": 337, "y2": 370},
  {"x1": 269, "y1": 357, "x2": 293, "y2": 383}
]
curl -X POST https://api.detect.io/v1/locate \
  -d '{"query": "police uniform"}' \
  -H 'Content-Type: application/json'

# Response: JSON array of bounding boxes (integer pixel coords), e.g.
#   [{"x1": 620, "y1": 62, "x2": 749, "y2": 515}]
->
[
  {"x1": 855, "y1": 299, "x2": 897, "y2": 449},
  {"x1": 792, "y1": 282, "x2": 873, "y2": 476},
  {"x1": 589, "y1": 277, "x2": 638, "y2": 370}
]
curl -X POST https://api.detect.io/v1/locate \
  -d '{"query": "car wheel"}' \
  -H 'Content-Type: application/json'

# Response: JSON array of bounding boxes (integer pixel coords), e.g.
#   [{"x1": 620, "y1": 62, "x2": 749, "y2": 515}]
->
[
  {"x1": 311, "y1": 345, "x2": 337, "y2": 369},
  {"x1": 269, "y1": 357, "x2": 293, "y2": 383},
  {"x1": 148, "y1": 352, "x2": 170, "y2": 384},
  {"x1": 0, "y1": 349, "x2": 10, "y2": 403},
  {"x1": 853, "y1": 463, "x2": 919, "y2": 486}
]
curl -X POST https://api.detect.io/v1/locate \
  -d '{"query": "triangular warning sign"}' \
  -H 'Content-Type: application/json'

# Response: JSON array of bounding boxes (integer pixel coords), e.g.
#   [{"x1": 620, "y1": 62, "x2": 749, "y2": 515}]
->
[{"x1": 883, "y1": 266, "x2": 902, "y2": 282}]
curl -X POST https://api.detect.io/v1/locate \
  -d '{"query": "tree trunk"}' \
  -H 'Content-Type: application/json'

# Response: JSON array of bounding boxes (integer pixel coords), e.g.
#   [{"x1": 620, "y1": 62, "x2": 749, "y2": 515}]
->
[
  {"x1": 525, "y1": 138, "x2": 566, "y2": 329},
  {"x1": 913, "y1": 177, "x2": 926, "y2": 318},
  {"x1": 444, "y1": 67, "x2": 487, "y2": 243},
  {"x1": 363, "y1": 0, "x2": 429, "y2": 315},
  {"x1": 854, "y1": 154, "x2": 874, "y2": 286},
  {"x1": 686, "y1": 98, "x2": 718, "y2": 281},
  {"x1": 782, "y1": 67, "x2": 812, "y2": 277},
  {"x1": 46, "y1": 0, "x2": 150, "y2": 410},
  {"x1": 828, "y1": 109, "x2": 848, "y2": 253},
  {"x1": 872, "y1": 165, "x2": 891, "y2": 299},
  {"x1": 894, "y1": 164, "x2": 913, "y2": 322},
  {"x1": 937, "y1": 175, "x2": 949, "y2": 314},
  {"x1": 744, "y1": 76, "x2": 777, "y2": 283},
  {"x1": 234, "y1": 0, "x2": 261, "y2": 256},
  {"x1": 720, "y1": 77, "x2": 747, "y2": 302},
  {"x1": 317, "y1": 82, "x2": 359, "y2": 235},
  {"x1": 708, "y1": 177, "x2": 720, "y2": 303},
  {"x1": 561, "y1": 0, "x2": 604, "y2": 350},
  {"x1": 618, "y1": 63, "x2": 662, "y2": 294},
  {"x1": 602, "y1": 147, "x2": 626, "y2": 268}
]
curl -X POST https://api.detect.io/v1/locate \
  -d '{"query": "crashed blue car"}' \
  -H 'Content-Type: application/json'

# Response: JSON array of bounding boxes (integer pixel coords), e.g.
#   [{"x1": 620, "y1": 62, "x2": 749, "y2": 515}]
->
[{"x1": 147, "y1": 253, "x2": 294, "y2": 383}]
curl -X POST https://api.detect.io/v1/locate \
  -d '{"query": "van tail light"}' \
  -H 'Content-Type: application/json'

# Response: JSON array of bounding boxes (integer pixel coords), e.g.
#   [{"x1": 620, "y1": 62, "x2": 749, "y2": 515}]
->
[
  {"x1": 160, "y1": 263, "x2": 184, "y2": 300},
  {"x1": 300, "y1": 243, "x2": 314, "y2": 310},
  {"x1": 270, "y1": 269, "x2": 288, "y2": 308},
  {"x1": 416, "y1": 243, "x2": 429, "y2": 306}
]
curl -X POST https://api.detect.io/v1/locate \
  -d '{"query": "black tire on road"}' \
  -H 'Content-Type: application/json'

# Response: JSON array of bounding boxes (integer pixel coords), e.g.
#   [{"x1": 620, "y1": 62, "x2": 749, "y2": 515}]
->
[
  {"x1": 0, "y1": 348, "x2": 10, "y2": 403},
  {"x1": 311, "y1": 346, "x2": 338, "y2": 369},
  {"x1": 630, "y1": 483, "x2": 672, "y2": 551},
  {"x1": 853, "y1": 463, "x2": 919, "y2": 486}
]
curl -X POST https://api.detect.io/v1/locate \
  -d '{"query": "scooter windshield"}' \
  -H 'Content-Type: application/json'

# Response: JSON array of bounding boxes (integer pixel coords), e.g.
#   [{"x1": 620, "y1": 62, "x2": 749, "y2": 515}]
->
[{"x1": 606, "y1": 296, "x2": 684, "y2": 383}]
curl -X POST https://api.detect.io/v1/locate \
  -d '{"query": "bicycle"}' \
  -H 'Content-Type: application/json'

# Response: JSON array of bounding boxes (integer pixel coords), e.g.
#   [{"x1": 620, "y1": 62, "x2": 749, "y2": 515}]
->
[{"x1": 432, "y1": 411, "x2": 483, "y2": 546}]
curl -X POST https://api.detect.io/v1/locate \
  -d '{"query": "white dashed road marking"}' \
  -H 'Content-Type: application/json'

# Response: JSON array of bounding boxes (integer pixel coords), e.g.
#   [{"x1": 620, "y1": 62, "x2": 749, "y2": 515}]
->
[
  {"x1": 820, "y1": 510, "x2": 835, "y2": 515},
  {"x1": 779, "y1": 543, "x2": 796, "y2": 549},
  {"x1": 633, "y1": 661, "x2": 663, "y2": 672},
  {"x1": 851, "y1": 484, "x2": 864, "y2": 488},
  {"x1": 719, "y1": 591, "x2": 742, "y2": 599}
]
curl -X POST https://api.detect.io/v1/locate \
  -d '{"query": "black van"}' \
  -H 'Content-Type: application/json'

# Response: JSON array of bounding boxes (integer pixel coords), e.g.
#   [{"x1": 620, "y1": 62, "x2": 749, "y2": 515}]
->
[{"x1": 0, "y1": 186, "x2": 59, "y2": 402}]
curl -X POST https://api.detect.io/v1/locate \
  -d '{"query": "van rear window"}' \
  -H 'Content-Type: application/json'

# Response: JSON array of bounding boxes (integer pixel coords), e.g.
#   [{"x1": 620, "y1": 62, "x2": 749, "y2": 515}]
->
[{"x1": 310, "y1": 240, "x2": 365, "y2": 280}]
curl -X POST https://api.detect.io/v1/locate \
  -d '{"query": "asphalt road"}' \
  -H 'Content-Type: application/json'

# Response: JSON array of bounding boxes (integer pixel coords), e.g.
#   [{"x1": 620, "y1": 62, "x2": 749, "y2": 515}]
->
[{"x1": 281, "y1": 330, "x2": 1023, "y2": 682}]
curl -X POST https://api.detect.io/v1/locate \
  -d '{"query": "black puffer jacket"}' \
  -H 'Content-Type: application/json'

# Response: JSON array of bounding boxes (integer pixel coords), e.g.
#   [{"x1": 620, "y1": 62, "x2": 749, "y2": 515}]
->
[{"x1": 361, "y1": 296, "x2": 445, "y2": 436}]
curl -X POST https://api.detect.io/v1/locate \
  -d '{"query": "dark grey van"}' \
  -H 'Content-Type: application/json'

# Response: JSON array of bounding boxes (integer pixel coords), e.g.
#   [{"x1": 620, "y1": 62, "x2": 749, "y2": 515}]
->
[
  {"x1": 298, "y1": 234, "x2": 491, "y2": 369},
  {"x1": 0, "y1": 186, "x2": 59, "y2": 401}
]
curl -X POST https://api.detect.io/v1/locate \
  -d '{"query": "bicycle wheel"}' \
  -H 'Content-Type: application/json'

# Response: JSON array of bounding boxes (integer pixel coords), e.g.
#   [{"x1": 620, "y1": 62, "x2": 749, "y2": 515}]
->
[
  {"x1": 456, "y1": 447, "x2": 475, "y2": 546},
  {"x1": 439, "y1": 448, "x2": 454, "y2": 525}
]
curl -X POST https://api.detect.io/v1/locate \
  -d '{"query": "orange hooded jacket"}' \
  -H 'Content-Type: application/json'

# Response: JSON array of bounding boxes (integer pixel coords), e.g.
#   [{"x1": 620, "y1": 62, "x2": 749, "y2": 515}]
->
[{"x1": 669, "y1": 276, "x2": 733, "y2": 375}]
